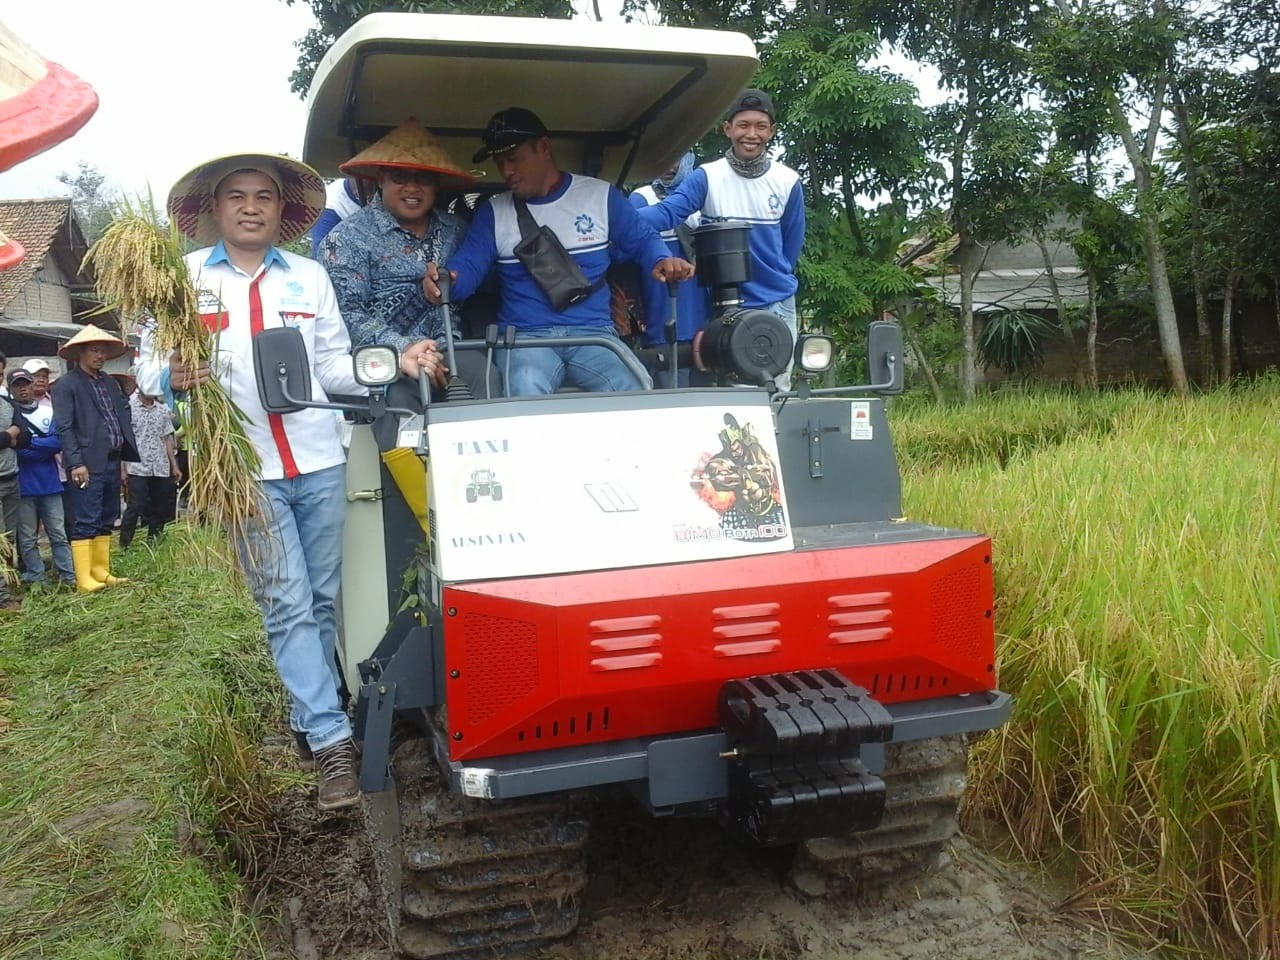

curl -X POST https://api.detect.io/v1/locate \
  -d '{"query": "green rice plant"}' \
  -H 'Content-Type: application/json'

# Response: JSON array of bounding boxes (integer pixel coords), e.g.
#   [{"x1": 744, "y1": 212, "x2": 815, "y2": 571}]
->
[
  {"x1": 900, "y1": 380, "x2": 1280, "y2": 958},
  {"x1": 84, "y1": 197, "x2": 263, "y2": 553},
  {"x1": 0, "y1": 529, "x2": 278, "y2": 960},
  {"x1": 889, "y1": 387, "x2": 1152, "y2": 470}
]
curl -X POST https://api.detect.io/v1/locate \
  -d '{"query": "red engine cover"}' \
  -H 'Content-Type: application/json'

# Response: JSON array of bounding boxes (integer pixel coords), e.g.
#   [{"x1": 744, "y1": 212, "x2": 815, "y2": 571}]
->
[{"x1": 442, "y1": 535, "x2": 995, "y2": 761}]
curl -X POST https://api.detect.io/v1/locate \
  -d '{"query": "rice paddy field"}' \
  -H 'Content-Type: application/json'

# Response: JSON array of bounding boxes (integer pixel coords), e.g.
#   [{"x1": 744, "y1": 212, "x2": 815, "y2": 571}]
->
[
  {"x1": 2, "y1": 380, "x2": 1277, "y2": 959},
  {"x1": 895, "y1": 378, "x2": 1280, "y2": 958}
]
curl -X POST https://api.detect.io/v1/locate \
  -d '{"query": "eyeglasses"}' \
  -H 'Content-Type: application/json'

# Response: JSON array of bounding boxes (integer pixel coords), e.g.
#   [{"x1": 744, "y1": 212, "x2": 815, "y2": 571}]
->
[{"x1": 386, "y1": 170, "x2": 439, "y2": 187}]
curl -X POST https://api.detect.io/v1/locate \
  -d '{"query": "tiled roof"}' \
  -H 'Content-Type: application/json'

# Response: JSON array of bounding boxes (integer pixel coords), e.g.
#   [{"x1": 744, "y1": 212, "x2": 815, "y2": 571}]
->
[{"x1": 0, "y1": 197, "x2": 75, "y2": 311}]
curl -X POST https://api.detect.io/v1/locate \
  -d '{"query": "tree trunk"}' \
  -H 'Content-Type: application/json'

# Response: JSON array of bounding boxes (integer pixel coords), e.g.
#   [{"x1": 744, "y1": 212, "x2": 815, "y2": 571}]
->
[
  {"x1": 896, "y1": 310, "x2": 945, "y2": 402},
  {"x1": 1220, "y1": 263, "x2": 1241, "y2": 382},
  {"x1": 1086, "y1": 267, "x2": 1100, "y2": 389},
  {"x1": 1036, "y1": 231, "x2": 1084, "y2": 385},
  {"x1": 958, "y1": 231, "x2": 979, "y2": 401},
  {"x1": 1104, "y1": 89, "x2": 1189, "y2": 395},
  {"x1": 1171, "y1": 91, "x2": 1215, "y2": 384}
]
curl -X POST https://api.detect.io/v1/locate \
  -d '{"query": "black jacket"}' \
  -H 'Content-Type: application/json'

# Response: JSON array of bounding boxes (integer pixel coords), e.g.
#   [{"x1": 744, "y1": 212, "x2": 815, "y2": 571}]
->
[
  {"x1": 0, "y1": 396, "x2": 31, "y2": 481},
  {"x1": 51, "y1": 367, "x2": 139, "y2": 474}
]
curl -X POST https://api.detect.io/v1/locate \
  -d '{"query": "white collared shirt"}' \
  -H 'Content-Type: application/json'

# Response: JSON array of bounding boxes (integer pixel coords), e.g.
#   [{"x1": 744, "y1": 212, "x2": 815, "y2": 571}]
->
[{"x1": 136, "y1": 243, "x2": 365, "y2": 481}]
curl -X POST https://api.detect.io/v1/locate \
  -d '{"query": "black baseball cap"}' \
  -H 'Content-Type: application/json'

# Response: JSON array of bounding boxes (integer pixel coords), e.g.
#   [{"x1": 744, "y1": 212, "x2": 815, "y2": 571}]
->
[
  {"x1": 727, "y1": 88, "x2": 775, "y2": 122},
  {"x1": 473, "y1": 107, "x2": 549, "y2": 163},
  {"x1": 6, "y1": 369, "x2": 33, "y2": 386}
]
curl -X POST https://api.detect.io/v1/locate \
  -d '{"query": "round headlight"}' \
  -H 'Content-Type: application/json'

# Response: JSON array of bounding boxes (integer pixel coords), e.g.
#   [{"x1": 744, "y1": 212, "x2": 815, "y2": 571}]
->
[
  {"x1": 796, "y1": 334, "x2": 834, "y2": 373},
  {"x1": 353, "y1": 345, "x2": 399, "y2": 386}
]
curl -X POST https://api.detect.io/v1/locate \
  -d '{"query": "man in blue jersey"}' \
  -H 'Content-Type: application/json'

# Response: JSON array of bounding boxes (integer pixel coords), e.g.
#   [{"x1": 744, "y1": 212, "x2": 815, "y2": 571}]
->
[
  {"x1": 424, "y1": 107, "x2": 693, "y2": 396},
  {"x1": 629, "y1": 151, "x2": 712, "y2": 387},
  {"x1": 637, "y1": 89, "x2": 805, "y2": 388}
]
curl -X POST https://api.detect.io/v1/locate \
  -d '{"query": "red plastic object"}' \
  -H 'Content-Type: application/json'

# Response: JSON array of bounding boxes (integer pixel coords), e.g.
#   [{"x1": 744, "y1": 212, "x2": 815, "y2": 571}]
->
[
  {"x1": 443, "y1": 535, "x2": 996, "y2": 762},
  {"x1": 0, "y1": 59, "x2": 98, "y2": 174},
  {"x1": 0, "y1": 232, "x2": 26, "y2": 270}
]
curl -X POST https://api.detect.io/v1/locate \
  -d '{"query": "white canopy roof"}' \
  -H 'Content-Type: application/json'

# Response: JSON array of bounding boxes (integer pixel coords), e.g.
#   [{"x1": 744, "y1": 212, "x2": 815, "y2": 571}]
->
[{"x1": 303, "y1": 13, "x2": 759, "y2": 184}]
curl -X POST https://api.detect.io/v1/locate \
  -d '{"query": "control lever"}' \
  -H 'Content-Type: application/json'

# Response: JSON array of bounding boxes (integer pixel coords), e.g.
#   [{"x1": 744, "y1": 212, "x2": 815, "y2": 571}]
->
[
  {"x1": 665, "y1": 280, "x2": 680, "y2": 385},
  {"x1": 436, "y1": 271, "x2": 472, "y2": 401},
  {"x1": 483, "y1": 322, "x2": 499, "y2": 400},
  {"x1": 502, "y1": 325, "x2": 517, "y2": 397}
]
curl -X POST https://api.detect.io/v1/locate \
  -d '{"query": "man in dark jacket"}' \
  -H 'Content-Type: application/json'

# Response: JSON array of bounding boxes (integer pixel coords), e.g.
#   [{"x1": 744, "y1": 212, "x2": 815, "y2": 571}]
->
[
  {"x1": 0, "y1": 381, "x2": 31, "y2": 610},
  {"x1": 51, "y1": 324, "x2": 139, "y2": 592}
]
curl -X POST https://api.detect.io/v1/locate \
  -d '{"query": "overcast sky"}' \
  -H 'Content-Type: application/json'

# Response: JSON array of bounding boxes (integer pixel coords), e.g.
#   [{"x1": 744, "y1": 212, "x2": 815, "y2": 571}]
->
[{"x1": 0, "y1": 0, "x2": 320, "y2": 203}]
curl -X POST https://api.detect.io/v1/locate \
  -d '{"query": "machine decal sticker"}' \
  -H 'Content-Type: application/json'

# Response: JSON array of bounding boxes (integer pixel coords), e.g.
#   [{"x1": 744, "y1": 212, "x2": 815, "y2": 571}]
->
[
  {"x1": 427, "y1": 398, "x2": 793, "y2": 580},
  {"x1": 684, "y1": 413, "x2": 788, "y2": 542},
  {"x1": 465, "y1": 468, "x2": 503, "y2": 503},
  {"x1": 850, "y1": 401, "x2": 874, "y2": 440}
]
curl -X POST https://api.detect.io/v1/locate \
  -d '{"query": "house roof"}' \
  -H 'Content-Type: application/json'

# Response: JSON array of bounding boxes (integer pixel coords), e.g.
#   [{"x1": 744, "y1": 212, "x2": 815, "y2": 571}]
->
[
  {"x1": 0, "y1": 198, "x2": 75, "y2": 309},
  {"x1": 0, "y1": 197, "x2": 117, "y2": 330}
]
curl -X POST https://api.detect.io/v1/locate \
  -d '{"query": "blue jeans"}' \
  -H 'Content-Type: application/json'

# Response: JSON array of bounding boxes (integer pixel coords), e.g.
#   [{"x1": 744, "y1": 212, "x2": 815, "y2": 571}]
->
[
  {"x1": 498, "y1": 325, "x2": 652, "y2": 396},
  {"x1": 238, "y1": 464, "x2": 350, "y2": 752},
  {"x1": 17, "y1": 494, "x2": 74, "y2": 584},
  {"x1": 66, "y1": 464, "x2": 122, "y2": 540},
  {"x1": 762, "y1": 296, "x2": 798, "y2": 390}
]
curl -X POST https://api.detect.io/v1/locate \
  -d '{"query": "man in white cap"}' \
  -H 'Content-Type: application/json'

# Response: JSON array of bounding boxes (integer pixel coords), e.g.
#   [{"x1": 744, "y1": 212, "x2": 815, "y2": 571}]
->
[
  {"x1": 135, "y1": 152, "x2": 365, "y2": 812},
  {"x1": 51, "y1": 324, "x2": 138, "y2": 592}
]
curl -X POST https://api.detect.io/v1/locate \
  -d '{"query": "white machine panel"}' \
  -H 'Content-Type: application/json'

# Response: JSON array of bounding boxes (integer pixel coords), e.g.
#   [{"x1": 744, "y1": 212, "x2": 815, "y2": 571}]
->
[{"x1": 427, "y1": 397, "x2": 792, "y2": 581}]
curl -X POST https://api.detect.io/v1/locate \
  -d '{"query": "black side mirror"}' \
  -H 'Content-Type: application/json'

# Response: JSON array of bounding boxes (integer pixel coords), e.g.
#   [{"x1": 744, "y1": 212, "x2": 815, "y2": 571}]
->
[
  {"x1": 253, "y1": 327, "x2": 312, "y2": 414},
  {"x1": 866, "y1": 320, "x2": 905, "y2": 396}
]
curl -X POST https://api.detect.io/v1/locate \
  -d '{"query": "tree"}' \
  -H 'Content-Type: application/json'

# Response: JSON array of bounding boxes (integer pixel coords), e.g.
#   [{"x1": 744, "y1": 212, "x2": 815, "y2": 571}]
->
[
  {"x1": 56, "y1": 161, "x2": 118, "y2": 246},
  {"x1": 1031, "y1": 0, "x2": 1192, "y2": 395},
  {"x1": 282, "y1": 0, "x2": 574, "y2": 96}
]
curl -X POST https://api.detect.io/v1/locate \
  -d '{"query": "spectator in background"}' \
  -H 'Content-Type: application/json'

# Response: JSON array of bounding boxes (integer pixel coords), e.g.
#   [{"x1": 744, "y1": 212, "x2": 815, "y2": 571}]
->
[
  {"x1": 0, "y1": 352, "x2": 8, "y2": 397},
  {"x1": 309, "y1": 176, "x2": 367, "y2": 258},
  {"x1": 0, "y1": 375, "x2": 31, "y2": 609},
  {"x1": 51, "y1": 324, "x2": 138, "y2": 592},
  {"x1": 119, "y1": 386, "x2": 179, "y2": 548},
  {"x1": 9, "y1": 368, "x2": 73, "y2": 587},
  {"x1": 629, "y1": 151, "x2": 712, "y2": 387},
  {"x1": 22, "y1": 358, "x2": 54, "y2": 410}
]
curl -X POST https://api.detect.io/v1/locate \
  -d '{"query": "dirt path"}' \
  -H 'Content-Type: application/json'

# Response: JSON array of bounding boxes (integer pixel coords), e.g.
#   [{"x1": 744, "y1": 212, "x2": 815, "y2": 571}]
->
[{"x1": 255, "y1": 772, "x2": 1127, "y2": 960}]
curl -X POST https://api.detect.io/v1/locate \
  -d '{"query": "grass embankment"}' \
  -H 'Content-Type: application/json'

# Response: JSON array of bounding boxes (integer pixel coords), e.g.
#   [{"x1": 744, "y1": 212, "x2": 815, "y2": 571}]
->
[
  {"x1": 0, "y1": 531, "x2": 278, "y2": 960},
  {"x1": 895, "y1": 382, "x2": 1280, "y2": 959}
]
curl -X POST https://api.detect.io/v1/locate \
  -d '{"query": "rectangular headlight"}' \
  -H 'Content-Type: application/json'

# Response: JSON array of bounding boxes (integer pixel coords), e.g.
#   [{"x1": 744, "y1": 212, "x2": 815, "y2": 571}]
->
[{"x1": 353, "y1": 345, "x2": 399, "y2": 386}]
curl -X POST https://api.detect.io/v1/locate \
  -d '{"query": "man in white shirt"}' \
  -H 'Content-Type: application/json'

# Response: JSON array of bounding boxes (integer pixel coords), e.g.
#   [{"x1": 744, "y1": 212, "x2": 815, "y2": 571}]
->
[{"x1": 136, "y1": 152, "x2": 365, "y2": 811}]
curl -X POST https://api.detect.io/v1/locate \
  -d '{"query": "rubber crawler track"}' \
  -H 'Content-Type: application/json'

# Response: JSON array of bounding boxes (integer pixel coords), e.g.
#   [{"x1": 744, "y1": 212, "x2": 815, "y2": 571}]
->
[
  {"x1": 791, "y1": 735, "x2": 969, "y2": 897},
  {"x1": 387, "y1": 738, "x2": 589, "y2": 960}
]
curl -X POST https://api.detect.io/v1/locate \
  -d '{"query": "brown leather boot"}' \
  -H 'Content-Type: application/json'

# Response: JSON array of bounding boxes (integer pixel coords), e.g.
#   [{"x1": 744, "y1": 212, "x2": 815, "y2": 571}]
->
[{"x1": 314, "y1": 738, "x2": 360, "y2": 811}]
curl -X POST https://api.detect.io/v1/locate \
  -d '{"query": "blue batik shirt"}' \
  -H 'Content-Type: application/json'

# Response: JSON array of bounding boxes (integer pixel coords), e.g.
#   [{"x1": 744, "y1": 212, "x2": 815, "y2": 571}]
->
[{"x1": 320, "y1": 196, "x2": 469, "y2": 351}]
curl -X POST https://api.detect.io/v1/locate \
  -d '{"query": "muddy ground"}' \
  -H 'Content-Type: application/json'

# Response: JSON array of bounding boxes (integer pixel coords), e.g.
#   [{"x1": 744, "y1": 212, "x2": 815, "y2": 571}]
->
[{"x1": 252, "y1": 736, "x2": 1137, "y2": 960}]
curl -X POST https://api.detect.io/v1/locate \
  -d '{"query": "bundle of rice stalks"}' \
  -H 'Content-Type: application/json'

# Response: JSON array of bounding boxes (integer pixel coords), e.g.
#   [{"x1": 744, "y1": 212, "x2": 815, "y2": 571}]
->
[{"x1": 84, "y1": 196, "x2": 262, "y2": 550}]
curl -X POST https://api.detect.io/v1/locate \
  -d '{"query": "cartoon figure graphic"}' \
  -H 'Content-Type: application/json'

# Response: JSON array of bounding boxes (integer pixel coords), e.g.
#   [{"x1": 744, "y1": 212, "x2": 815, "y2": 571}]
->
[{"x1": 690, "y1": 413, "x2": 786, "y2": 538}]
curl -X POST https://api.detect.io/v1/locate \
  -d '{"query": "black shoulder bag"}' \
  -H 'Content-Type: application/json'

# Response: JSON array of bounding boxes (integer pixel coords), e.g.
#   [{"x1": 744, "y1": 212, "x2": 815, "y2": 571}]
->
[{"x1": 512, "y1": 198, "x2": 604, "y2": 311}]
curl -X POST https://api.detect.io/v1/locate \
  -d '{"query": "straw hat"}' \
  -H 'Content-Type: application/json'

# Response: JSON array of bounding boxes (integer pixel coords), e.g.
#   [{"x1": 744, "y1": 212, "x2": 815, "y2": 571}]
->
[
  {"x1": 340, "y1": 118, "x2": 477, "y2": 192},
  {"x1": 167, "y1": 153, "x2": 325, "y2": 246},
  {"x1": 58, "y1": 323, "x2": 127, "y2": 360}
]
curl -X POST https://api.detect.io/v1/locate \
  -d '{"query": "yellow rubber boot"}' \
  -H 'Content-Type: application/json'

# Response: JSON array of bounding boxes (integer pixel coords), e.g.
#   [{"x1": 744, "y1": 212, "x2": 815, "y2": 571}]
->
[
  {"x1": 90, "y1": 535, "x2": 128, "y2": 586},
  {"x1": 72, "y1": 540, "x2": 107, "y2": 593}
]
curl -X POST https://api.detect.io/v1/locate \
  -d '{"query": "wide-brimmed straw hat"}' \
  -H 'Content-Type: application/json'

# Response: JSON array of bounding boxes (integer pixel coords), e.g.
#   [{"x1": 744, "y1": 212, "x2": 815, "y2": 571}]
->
[
  {"x1": 167, "y1": 153, "x2": 325, "y2": 246},
  {"x1": 339, "y1": 119, "x2": 477, "y2": 192},
  {"x1": 58, "y1": 323, "x2": 127, "y2": 360}
]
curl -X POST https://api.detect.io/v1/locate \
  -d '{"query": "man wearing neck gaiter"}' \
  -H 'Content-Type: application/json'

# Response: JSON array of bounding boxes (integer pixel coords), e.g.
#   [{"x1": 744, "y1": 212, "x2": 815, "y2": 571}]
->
[{"x1": 637, "y1": 89, "x2": 805, "y2": 388}]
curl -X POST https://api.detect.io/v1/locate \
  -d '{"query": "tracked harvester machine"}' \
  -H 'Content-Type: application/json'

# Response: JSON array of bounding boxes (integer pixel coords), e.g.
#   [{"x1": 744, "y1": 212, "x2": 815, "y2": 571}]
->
[{"x1": 255, "y1": 13, "x2": 1012, "y2": 958}]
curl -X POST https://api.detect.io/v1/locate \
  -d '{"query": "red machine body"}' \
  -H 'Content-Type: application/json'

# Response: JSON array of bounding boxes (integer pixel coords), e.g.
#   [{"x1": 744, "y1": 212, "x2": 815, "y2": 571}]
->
[{"x1": 443, "y1": 533, "x2": 994, "y2": 762}]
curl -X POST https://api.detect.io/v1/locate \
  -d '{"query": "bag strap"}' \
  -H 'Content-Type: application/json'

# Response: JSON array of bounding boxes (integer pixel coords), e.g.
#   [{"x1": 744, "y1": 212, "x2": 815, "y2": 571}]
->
[
  {"x1": 513, "y1": 197, "x2": 540, "y2": 241},
  {"x1": 512, "y1": 196, "x2": 607, "y2": 301}
]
